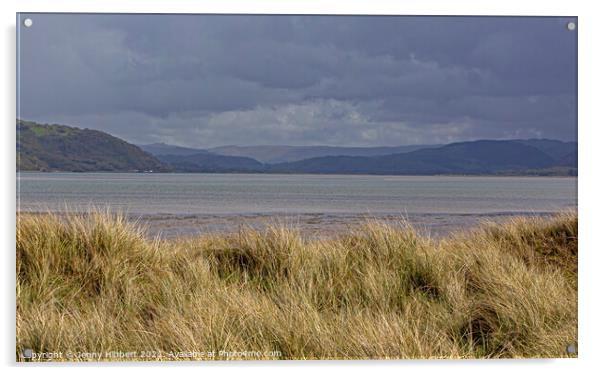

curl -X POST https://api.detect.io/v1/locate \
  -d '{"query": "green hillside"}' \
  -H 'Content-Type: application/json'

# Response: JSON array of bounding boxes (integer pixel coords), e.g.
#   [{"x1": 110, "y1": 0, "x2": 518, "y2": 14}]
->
[{"x1": 17, "y1": 120, "x2": 169, "y2": 172}]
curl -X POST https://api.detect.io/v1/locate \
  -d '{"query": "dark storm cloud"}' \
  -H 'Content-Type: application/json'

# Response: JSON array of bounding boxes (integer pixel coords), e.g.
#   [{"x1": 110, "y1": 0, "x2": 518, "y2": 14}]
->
[{"x1": 17, "y1": 14, "x2": 577, "y2": 147}]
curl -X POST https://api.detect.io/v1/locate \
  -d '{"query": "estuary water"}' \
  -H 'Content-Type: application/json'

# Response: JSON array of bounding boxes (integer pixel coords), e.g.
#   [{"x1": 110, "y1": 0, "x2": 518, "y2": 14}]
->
[{"x1": 17, "y1": 172, "x2": 577, "y2": 237}]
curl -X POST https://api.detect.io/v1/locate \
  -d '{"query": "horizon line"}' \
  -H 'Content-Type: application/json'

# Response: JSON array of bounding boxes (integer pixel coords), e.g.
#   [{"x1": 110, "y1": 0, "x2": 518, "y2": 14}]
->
[
  {"x1": 16, "y1": 119, "x2": 577, "y2": 150},
  {"x1": 138, "y1": 137, "x2": 577, "y2": 150}
]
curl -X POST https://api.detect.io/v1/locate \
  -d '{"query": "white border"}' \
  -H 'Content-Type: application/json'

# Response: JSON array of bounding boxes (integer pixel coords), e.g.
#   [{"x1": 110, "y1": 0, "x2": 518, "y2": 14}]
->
[{"x1": 2, "y1": 1, "x2": 601, "y2": 374}]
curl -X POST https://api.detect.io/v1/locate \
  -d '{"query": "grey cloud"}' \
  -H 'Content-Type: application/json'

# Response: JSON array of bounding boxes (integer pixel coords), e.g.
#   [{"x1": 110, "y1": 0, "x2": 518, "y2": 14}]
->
[{"x1": 18, "y1": 14, "x2": 577, "y2": 147}]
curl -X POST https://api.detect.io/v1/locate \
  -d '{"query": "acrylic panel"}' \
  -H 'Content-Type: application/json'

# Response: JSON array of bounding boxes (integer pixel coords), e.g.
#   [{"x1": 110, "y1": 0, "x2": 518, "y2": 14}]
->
[{"x1": 16, "y1": 13, "x2": 578, "y2": 361}]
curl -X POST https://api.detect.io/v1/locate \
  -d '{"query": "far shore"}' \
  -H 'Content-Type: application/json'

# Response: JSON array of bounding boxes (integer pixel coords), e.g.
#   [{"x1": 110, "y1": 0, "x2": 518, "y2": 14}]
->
[{"x1": 17, "y1": 170, "x2": 578, "y2": 178}]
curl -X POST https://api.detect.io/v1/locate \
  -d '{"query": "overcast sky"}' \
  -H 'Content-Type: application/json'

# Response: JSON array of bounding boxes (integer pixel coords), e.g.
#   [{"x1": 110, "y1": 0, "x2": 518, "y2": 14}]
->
[{"x1": 17, "y1": 14, "x2": 577, "y2": 148}]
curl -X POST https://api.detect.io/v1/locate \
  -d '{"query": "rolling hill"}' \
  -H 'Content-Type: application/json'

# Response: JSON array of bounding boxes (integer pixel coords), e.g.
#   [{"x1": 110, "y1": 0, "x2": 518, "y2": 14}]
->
[
  {"x1": 157, "y1": 153, "x2": 265, "y2": 173},
  {"x1": 17, "y1": 120, "x2": 168, "y2": 172},
  {"x1": 516, "y1": 139, "x2": 577, "y2": 165},
  {"x1": 138, "y1": 143, "x2": 208, "y2": 157},
  {"x1": 17, "y1": 120, "x2": 577, "y2": 175},
  {"x1": 207, "y1": 144, "x2": 439, "y2": 163},
  {"x1": 146, "y1": 139, "x2": 576, "y2": 171},
  {"x1": 268, "y1": 140, "x2": 574, "y2": 175}
]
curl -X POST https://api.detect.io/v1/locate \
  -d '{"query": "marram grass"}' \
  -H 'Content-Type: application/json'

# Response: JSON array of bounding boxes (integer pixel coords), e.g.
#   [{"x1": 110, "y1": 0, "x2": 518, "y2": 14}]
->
[{"x1": 16, "y1": 211, "x2": 577, "y2": 361}]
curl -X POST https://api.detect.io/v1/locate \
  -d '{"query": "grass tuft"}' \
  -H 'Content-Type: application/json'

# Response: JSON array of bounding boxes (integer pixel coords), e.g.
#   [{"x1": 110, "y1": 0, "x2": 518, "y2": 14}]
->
[{"x1": 16, "y1": 211, "x2": 577, "y2": 360}]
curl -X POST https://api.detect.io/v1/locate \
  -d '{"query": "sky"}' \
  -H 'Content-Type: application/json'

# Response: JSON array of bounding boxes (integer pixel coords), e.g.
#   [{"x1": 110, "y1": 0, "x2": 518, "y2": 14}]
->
[{"x1": 17, "y1": 14, "x2": 577, "y2": 148}]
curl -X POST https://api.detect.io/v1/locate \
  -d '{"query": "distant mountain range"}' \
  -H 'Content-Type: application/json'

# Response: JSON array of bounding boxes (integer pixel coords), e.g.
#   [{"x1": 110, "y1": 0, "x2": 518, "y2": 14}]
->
[
  {"x1": 137, "y1": 142, "x2": 210, "y2": 157},
  {"x1": 158, "y1": 153, "x2": 264, "y2": 173},
  {"x1": 141, "y1": 138, "x2": 576, "y2": 176},
  {"x1": 139, "y1": 143, "x2": 439, "y2": 163},
  {"x1": 207, "y1": 144, "x2": 440, "y2": 163},
  {"x1": 268, "y1": 140, "x2": 576, "y2": 175},
  {"x1": 17, "y1": 120, "x2": 577, "y2": 175}
]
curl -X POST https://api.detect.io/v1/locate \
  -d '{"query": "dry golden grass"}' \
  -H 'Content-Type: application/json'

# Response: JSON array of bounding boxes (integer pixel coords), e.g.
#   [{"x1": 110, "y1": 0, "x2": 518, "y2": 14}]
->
[{"x1": 16, "y1": 211, "x2": 577, "y2": 361}]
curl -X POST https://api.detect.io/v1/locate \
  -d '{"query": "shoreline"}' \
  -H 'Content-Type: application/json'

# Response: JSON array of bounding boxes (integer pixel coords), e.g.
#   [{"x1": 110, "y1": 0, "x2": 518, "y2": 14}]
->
[
  {"x1": 17, "y1": 170, "x2": 578, "y2": 178},
  {"x1": 17, "y1": 210, "x2": 566, "y2": 239}
]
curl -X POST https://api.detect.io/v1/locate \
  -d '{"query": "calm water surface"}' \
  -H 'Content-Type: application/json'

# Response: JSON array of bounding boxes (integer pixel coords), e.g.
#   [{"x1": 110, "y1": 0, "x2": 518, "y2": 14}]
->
[{"x1": 17, "y1": 173, "x2": 577, "y2": 237}]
